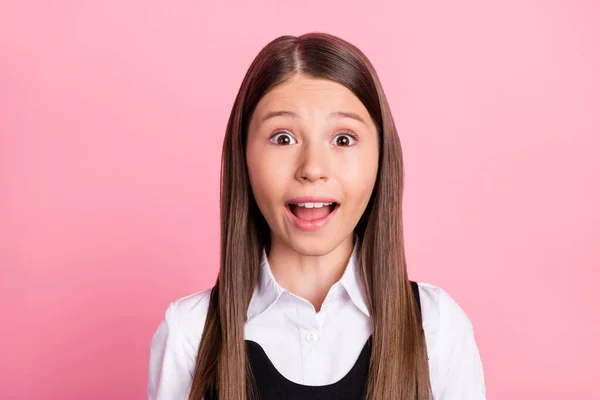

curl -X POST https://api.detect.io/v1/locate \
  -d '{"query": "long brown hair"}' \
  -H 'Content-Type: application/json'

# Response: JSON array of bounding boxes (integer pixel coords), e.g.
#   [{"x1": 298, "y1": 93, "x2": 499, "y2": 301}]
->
[{"x1": 189, "y1": 32, "x2": 431, "y2": 400}]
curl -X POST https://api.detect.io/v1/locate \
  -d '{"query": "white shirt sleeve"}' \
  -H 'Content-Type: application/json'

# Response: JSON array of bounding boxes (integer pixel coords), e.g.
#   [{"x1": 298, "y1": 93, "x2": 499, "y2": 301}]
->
[{"x1": 434, "y1": 287, "x2": 487, "y2": 400}]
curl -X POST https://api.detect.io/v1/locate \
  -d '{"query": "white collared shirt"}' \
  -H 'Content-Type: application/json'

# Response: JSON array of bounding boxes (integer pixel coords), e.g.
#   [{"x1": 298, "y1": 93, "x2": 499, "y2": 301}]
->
[{"x1": 147, "y1": 241, "x2": 487, "y2": 399}]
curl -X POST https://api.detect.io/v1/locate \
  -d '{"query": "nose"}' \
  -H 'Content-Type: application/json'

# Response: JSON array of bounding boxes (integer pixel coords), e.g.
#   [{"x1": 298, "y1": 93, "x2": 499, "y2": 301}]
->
[{"x1": 296, "y1": 140, "x2": 330, "y2": 183}]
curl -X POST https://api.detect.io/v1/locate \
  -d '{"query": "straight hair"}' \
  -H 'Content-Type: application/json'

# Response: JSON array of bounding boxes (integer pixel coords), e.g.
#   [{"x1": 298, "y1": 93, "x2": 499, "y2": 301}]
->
[{"x1": 188, "y1": 32, "x2": 431, "y2": 400}]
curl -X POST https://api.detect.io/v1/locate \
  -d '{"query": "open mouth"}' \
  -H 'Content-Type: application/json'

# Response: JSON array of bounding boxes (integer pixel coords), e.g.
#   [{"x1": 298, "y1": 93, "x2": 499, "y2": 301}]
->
[{"x1": 287, "y1": 202, "x2": 339, "y2": 221}]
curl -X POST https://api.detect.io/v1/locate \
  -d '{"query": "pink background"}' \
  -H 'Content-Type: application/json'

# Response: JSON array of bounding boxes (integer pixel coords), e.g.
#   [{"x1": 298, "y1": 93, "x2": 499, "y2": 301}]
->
[{"x1": 1, "y1": 1, "x2": 599, "y2": 399}]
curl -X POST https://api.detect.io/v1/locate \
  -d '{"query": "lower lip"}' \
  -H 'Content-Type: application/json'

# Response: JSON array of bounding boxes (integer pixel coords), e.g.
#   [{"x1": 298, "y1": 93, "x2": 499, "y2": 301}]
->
[{"x1": 285, "y1": 204, "x2": 340, "y2": 232}]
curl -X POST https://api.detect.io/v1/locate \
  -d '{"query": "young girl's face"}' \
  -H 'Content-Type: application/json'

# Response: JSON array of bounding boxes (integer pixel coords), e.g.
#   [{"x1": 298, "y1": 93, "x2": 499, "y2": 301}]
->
[{"x1": 246, "y1": 74, "x2": 379, "y2": 255}]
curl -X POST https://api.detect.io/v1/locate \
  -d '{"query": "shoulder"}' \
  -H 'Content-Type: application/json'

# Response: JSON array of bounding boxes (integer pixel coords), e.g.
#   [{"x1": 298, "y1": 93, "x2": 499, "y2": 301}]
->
[
  {"x1": 415, "y1": 281, "x2": 474, "y2": 337},
  {"x1": 167, "y1": 287, "x2": 213, "y2": 325},
  {"x1": 414, "y1": 282, "x2": 486, "y2": 399},
  {"x1": 147, "y1": 287, "x2": 213, "y2": 400},
  {"x1": 161, "y1": 287, "x2": 214, "y2": 349}
]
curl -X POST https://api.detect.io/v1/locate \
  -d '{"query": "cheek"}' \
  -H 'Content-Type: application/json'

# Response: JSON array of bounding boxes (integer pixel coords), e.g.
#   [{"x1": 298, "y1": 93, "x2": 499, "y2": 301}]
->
[
  {"x1": 338, "y1": 152, "x2": 378, "y2": 208},
  {"x1": 247, "y1": 150, "x2": 292, "y2": 209}
]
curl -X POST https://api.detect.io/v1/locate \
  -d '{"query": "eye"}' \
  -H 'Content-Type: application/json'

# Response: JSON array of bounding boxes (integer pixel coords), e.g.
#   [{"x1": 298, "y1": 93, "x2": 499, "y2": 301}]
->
[
  {"x1": 332, "y1": 132, "x2": 357, "y2": 147},
  {"x1": 270, "y1": 132, "x2": 298, "y2": 146}
]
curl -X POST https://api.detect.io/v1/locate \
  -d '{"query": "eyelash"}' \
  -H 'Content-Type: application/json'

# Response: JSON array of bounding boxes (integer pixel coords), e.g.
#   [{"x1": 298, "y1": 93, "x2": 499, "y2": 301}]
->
[{"x1": 269, "y1": 131, "x2": 359, "y2": 146}]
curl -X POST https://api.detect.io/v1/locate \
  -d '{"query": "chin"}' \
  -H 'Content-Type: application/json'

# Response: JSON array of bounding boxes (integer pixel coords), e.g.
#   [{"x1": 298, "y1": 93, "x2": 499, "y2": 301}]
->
[{"x1": 284, "y1": 232, "x2": 347, "y2": 257}]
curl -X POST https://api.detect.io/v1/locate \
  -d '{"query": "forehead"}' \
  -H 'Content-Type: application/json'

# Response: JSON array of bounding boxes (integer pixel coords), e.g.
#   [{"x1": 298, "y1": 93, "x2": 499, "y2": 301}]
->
[{"x1": 251, "y1": 74, "x2": 371, "y2": 122}]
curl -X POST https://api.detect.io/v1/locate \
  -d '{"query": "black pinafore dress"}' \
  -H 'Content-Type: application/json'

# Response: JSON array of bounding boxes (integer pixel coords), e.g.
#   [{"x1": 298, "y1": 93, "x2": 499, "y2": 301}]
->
[{"x1": 206, "y1": 280, "x2": 422, "y2": 400}]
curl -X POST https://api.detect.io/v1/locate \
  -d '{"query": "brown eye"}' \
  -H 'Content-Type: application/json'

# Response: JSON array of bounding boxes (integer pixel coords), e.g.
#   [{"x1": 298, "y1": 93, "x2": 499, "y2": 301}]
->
[
  {"x1": 270, "y1": 132, "x2": 297, "y2": 146},
  {"x1": 333, "y1": 133, "x2": 356, "y2": 147},
  {"x1": 336, "y1": 136, "x2": 349, "y2": 146}
]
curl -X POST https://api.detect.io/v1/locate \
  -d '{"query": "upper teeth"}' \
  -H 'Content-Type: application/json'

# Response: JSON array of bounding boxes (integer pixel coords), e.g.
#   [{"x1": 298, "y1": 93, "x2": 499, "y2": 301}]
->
[{"x1": 293, "y1": 202, "x2": 333, "y2": 208}]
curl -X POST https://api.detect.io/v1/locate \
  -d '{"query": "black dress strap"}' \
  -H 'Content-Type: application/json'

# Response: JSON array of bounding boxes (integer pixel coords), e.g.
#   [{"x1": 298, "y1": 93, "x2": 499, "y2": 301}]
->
[{"x1": 409, "y1": 280, "x2": 422, "y2": 318}]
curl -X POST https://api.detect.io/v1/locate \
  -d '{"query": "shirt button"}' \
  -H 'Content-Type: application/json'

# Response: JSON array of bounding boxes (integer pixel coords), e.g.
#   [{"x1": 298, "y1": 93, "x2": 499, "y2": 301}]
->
[{"x1": 306, "y1": 331, "x2": 319, "y2": 343}]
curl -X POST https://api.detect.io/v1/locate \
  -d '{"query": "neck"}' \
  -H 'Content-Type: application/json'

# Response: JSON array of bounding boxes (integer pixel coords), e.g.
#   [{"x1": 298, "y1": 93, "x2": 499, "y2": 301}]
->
[{"x1": 266, "y1": 234, "x2": 355, "y2": 312}]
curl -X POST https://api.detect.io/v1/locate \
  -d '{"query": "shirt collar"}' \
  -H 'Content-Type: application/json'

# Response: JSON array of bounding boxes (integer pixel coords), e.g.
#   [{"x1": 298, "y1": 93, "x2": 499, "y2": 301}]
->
[
  {"x1": 338, "y1": 236, "x2": 370, "y2": 317},
  {"x1": 246, "y1": 235, "x2": 370, "y2": 322}
]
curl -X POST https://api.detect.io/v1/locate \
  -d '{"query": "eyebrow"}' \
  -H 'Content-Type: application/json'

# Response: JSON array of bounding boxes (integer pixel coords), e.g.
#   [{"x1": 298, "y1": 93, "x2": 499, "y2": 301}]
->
[{"x1": 260, "y1": 110, "x2": 367, "y2": 126}]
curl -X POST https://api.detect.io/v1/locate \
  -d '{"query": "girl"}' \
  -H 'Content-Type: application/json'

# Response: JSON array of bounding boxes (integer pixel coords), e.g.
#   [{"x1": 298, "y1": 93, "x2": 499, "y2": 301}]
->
[{"x1": 147, "y1": 32, "x2": 486, "y2": 400}]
